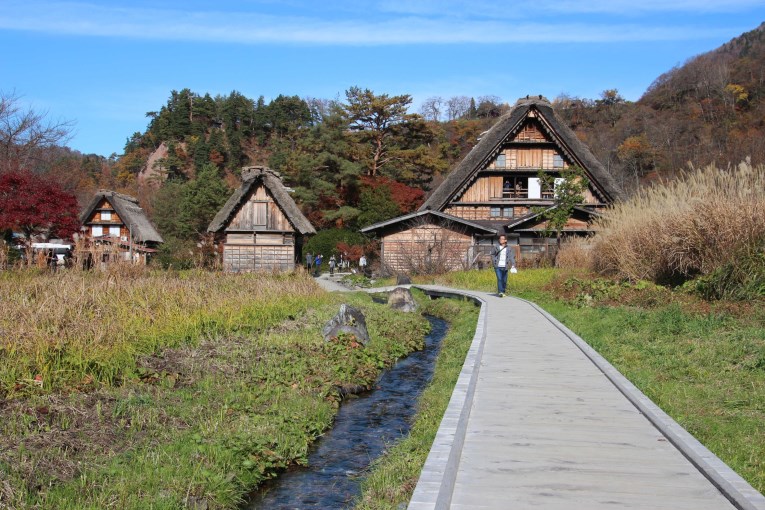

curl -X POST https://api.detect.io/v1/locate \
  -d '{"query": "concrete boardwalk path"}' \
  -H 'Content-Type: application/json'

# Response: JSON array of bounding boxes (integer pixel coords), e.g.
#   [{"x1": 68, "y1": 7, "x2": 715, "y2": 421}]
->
[{"x1": 405, "y1": 288, "x2": 765, "y2": 510}]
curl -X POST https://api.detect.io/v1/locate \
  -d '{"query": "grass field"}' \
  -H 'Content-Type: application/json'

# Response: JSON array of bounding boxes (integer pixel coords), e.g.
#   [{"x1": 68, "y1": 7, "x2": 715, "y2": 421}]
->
[
  {"x1": 3, "y1": 266, "x2": 763, "y2": 508},
  {"x1": 0, "y1": 269, "x2": 430, "y2": 509}
]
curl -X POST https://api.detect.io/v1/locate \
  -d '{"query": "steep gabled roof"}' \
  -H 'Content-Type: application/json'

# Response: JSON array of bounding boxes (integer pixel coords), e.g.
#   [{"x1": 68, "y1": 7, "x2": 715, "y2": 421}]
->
[
  {"x1": 80, "y1": 190, "x2": 164, "y2": 244},
  {"x1": 360, "y1": 210, "x2": 498, "y2": 236},
  {"x1": 420, "y1": 96, "x2": 623, "y2": 212},
  {"x1": 207, "y1": 166, "x2": 316, "y2": 235}
]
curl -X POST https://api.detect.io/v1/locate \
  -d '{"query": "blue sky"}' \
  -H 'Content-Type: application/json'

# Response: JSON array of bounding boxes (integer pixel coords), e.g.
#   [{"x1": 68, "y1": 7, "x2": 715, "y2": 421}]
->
[{"x1": 2, "y1": 0, "x2": 764, "y2": 157}]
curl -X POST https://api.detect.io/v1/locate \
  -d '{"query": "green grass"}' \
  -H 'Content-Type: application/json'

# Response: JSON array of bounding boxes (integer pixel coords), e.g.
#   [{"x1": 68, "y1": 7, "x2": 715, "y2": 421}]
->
[
  {"x1": 355, "y1": 295, "x2": 480, "y2": 509},
  {"x1": 0, "y1": 272, "x2": 431, "y2": 509}
]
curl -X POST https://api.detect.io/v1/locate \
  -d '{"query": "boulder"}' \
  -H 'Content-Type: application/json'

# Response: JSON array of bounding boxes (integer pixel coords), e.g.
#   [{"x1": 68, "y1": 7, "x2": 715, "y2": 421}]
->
[
  {"x1": 321, "y1": 304, "x2": 370, "y2": 345},
  {"x1": 388, "y1": 287, "x2": 418, "y2": 313},
  {"x1": 396, "y1": 274, "x2": 412, "y2": 285}
]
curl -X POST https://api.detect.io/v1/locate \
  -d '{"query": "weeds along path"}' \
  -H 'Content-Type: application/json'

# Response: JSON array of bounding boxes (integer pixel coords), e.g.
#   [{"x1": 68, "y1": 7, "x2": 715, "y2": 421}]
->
[{"x1": 0, "y1": 270, "x2": 430, "y2": 509}]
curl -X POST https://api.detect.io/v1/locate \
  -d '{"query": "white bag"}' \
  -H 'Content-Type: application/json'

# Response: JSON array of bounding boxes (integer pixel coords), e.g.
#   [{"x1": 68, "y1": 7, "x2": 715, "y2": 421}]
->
[{"x1": 510, "y1": 266, "x2": 517, "y2": 274}]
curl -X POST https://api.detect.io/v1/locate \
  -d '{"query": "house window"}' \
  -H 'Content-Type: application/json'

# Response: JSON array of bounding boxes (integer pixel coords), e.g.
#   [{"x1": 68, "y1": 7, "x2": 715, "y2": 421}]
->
[
  {"x1": 504, "y1": 177, "x2": 528, "y2": 198},
  {"x1": 92, "y1": 226, "x2": 103, "y2": 237},
  {"x1": 490, "y1": 207, "x2": 514, "y2": 218},
  {"x1": 101, "y1": 211, "x2": 111, "y2": 221},
  {"x1": 109, "y1": 226, "x2": 121, "y2": 237},
  {"x1": 553, "y1": 154, "x2": 564, "y2": 168},
  {"x1": 496, "y1": 154, "x2": 506, "y2": 168}
]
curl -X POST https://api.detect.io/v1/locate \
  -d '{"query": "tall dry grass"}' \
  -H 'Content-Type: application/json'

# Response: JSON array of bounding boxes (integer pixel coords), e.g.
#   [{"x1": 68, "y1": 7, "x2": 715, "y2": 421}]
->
[
  {"x1": 0, "y1": 270, "x2": 323, "y2": 396},
  {"x1": 555, "y1": 237, "x2": 595, "y2": 270},
  {"x1": 592, "y1": 160, "x2": 765, "y2": 283}
]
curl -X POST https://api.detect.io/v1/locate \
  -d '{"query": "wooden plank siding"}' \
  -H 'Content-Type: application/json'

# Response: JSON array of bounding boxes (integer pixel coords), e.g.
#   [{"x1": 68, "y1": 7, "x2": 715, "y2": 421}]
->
[
  {"x1": 381, "y1": 225, "x2": 473, "y2": 274},
  {"x1": 226, "y1": 187, "x2": 293, "y2": 232},
  {"x1": 223, "y1": 245, "x2": 295, "y2": 272}
]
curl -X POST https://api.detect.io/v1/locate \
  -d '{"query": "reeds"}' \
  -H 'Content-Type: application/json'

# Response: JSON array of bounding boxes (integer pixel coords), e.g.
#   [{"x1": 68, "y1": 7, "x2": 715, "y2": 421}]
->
[
  {"x1": 0, "y1": 270, "x2": 323, "y2": 396},
  {"x1": 555, "y1": 237, "x2": 595, "y2": 270},
  {"x1": 592, "y1": 160, "x2": 765, "y2": 284}
]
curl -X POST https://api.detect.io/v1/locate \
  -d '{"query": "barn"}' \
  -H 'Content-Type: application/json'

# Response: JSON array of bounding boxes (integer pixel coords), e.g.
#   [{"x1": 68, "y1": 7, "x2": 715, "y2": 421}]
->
[
  {"x1": 207, "y1": 166, "x2": 315, "y2": 272},
  {"x1": 361, "y1": 95, "x2": 623, "y2": 273}
]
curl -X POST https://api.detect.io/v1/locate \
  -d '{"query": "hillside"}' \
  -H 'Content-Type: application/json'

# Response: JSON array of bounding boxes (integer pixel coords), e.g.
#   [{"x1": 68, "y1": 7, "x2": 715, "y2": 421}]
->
[{"x1": 555, "y1": 22, "x2": 765, "y2": 193}]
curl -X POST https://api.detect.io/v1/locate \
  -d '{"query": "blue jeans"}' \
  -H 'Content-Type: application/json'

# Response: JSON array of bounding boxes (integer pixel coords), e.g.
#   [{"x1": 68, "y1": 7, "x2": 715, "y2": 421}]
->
[{"x1": 495, "y1": 267, "x2": 508, "y2": 294}]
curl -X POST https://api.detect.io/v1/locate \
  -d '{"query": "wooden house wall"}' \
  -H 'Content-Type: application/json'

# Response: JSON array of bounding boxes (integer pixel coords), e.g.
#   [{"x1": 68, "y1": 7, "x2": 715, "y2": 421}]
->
[
  {"x1": 227, "y1": 186, "x2": 293, "y2": 232},
  {"x1": 381, "y1": 224, "x2": 473, "y2": 273},
  {"x1": 222, "y1": 244, "x2": 295, "y2": 272},
  {"x1": 445, "y1": 205, "x2": 530, "y2": 221}
]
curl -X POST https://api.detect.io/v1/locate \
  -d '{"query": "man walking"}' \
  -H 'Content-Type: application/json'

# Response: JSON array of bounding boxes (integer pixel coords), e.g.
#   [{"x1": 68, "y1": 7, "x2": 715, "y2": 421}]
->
[{"x1": 491, "y1": 234, "x2": 515, "y2": 297}]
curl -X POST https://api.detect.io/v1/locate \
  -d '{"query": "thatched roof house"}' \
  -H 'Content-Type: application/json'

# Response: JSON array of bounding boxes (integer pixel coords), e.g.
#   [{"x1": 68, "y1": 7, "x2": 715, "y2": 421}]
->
[
  {"x1": 79, "y1": 190, "x2": 163, "y2": 264},
  {"x1": 362, "y1": 95, "x2": 623, "y2": 272},
  {"x1": 208, "y1": 166, "x2": 315, "y2": 272}
]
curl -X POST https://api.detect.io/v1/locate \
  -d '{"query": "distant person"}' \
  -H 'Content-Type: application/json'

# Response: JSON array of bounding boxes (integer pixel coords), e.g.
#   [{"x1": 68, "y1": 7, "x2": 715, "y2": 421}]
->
[
  {"x1": 329, "y1": 254, "x2": 336, "y2": 275},
  {"x1": 491, "y1": 235, "x2": 515, "y2": 297},
  {"x1": 314, "y1": 254, "x2": 323, "y2": 276},
  {"x1": 305, "y1": 251, "x2": 313, "y2": 272},
  {"x1": 359, "y1": 255, "x2": 367, "y2": 275}
]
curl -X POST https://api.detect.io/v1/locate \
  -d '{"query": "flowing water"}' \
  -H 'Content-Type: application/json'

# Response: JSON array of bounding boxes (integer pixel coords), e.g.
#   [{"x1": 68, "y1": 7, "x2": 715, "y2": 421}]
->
[{"x1": 247, "y1": 315, "x2": 448, "y2": 509}]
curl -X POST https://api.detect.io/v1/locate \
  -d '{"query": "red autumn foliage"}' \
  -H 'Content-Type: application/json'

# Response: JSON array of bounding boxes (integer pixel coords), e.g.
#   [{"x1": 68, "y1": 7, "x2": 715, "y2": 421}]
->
[
  {"x1": 0, "y1": 170, "x2": 80, "y2": 240},
  {"x1": 359, "y1": 176, "x2": 424, "y2": 213},
  {"x1": 336, "y1": 241, "x2": 365, "y2": 262}
]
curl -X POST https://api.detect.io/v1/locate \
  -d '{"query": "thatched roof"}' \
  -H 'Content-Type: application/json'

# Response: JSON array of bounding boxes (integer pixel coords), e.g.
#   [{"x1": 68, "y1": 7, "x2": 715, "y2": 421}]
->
[
  {"x1": 360, "y1": 210, "x2": 497, "y2": 236},
  {"x1": 420, "y1": 96, "x2": 623, "y2": 212},
  {"x1": 80, "y1": 190, "x2": 164, "y2": 244},
  {"x1": 207, "y1": 166, "x2": 316, "y2": 235}
]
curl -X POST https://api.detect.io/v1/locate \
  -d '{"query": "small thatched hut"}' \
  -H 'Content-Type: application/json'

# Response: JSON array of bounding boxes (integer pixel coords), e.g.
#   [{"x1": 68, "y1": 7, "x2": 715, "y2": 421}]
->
[{"x1": 207, "y1": 166, "x2": 315, "y2": 272}]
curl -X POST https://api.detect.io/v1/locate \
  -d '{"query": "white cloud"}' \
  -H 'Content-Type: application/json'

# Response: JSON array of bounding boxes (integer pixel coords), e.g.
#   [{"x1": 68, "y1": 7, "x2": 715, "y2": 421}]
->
[{"x1": 0, "y1": 0, "x2": 755, "y2": 45}]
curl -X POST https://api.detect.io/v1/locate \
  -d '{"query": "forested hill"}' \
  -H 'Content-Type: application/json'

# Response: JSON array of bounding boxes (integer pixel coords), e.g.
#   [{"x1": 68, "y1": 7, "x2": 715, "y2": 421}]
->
[
  {"x1": 554, "y1": 22, "x2": 765, "y2": 193},
  {"x1": 104, "y1": 88, "x2": 502, "y2": 264}
]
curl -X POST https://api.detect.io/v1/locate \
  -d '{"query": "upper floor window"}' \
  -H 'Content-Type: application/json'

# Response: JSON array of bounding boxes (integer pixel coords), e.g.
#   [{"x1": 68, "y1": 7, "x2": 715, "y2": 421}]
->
[
  {"x1": 496, "y1": 154, "x2": 506, "y2": 168},
  {"x1": 553, "y1": 154, "x2": 564, "y2": 168},
  {"x1": 101, "y1": 211, "x2": 111, "y2": 221},
  {"x1": 502, "y1": 177, "x2": 528, "y2": 198}
]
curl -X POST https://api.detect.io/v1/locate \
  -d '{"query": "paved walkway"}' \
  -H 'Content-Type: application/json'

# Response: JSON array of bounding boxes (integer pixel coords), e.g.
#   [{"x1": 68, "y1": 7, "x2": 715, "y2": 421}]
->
[
  {"x1": 443, "y1": 293, "x2": 733, "y2": 509},
  {"x1": 316, "y1": 280, "x2": 765, "y2": 509}
]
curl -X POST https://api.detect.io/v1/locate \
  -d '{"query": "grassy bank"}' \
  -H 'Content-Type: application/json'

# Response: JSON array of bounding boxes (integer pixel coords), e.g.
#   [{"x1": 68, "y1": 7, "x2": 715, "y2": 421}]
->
[
  {"x1": 0, "y1": 270, "x2": 430, "y2": 509},
  {"x1": 410, "y1": 268, "x2": 765, "y2": 494},
  {"x1": 355, "y1": 295, "x2": 479, "y2": 509}
]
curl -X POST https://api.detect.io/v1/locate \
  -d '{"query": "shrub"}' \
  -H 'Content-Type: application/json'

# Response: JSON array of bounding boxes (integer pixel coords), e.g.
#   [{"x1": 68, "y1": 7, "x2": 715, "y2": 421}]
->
[
  {"x1": 693, "y1": 239, "x2": 765, "y2": 301},
  {"x1": 592, "y1": 161, "x2": 765, "y2": 285},
  {"x1": 304, "y1": 229, "x2": 369, "y2": 262}
]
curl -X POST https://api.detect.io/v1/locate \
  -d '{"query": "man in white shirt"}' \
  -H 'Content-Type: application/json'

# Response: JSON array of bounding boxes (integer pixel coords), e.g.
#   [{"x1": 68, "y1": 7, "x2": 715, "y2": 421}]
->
[{"x1": 491, "y1": 234, "x2": 516, "y2": 297}]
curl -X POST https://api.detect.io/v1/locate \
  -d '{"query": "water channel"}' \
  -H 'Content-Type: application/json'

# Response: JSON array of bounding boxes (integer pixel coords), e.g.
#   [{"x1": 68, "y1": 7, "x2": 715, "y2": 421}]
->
[{"x1": 247, "y1": 315, "x2": 448, "y2": 509}]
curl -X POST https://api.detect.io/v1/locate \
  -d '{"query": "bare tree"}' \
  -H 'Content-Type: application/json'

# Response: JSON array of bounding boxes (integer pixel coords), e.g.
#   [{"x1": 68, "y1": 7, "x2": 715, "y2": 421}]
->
[
  {"x1": 476, "y1": 95, "x2": 506, "y2": 118},
  {"x1": 0, "y1": 91, "x2": 74, "y2": 174},
  {"x1": 419, "y1": 96, "x2": 444, "y2": 121},
  {"x1": 446, "y1": 96, "x2": 471, "y2": 120},
  {"x1": 382, "y1": 217, "x2": 472, "y2": 275}
]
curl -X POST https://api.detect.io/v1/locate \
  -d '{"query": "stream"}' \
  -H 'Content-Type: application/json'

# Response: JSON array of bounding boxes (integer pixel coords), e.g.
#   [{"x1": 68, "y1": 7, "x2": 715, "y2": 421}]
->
[{"x1": 247, "y1": 315, "x2": 448, "y2": 509}]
